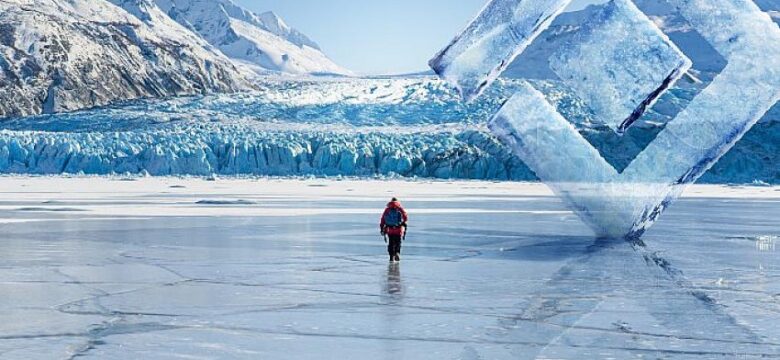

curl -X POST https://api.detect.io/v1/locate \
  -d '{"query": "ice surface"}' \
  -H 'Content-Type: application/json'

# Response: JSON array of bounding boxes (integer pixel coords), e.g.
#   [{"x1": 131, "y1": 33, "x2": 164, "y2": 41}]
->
[
  {"x1": 0, "y1": 177, "x2": 778, "y2": 359},
  {"x1": 548, "y1": 0, "x2": 691, "y2": 134},
  {"x1": 488, "y1": 0, "x2": 780, "y2": 238},
  {"x1": 429, "y1": 0, "x2": 573, "y2": 101}
]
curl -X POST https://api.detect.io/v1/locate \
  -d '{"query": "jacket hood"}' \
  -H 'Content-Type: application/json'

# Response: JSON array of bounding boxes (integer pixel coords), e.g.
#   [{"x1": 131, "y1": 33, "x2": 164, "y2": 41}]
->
[{"x1": 387, "y1": 201, "x2": 402, "y2": 208}]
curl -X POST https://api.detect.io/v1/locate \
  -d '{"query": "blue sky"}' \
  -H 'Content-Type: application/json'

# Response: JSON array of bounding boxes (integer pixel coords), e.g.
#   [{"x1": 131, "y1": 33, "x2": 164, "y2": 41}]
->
[{"x1": 234, "y1": 0, "x2": 602, "y2": 75}]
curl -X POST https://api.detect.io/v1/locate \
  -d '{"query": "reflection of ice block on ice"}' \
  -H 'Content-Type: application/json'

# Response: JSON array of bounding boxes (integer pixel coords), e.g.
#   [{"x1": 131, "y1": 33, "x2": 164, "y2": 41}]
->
[
  {"x1": 429, "y1": 0, "x2": 573, "y2": 102},
  {"x1": 549, "y1": 0, "x2": 691, "y2": 134}
]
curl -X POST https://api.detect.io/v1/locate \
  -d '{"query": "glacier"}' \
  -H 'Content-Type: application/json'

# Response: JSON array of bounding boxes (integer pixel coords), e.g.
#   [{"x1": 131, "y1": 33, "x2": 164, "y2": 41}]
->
[{"x1": 0, "y1": 78, "x2": 777, "y2": 184}]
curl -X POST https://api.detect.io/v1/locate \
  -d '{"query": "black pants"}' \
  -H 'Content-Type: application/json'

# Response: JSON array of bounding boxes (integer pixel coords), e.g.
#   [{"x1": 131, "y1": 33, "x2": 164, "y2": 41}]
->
[{"x1": 387, "y1": 235, "x2": 402, "y2": 257}]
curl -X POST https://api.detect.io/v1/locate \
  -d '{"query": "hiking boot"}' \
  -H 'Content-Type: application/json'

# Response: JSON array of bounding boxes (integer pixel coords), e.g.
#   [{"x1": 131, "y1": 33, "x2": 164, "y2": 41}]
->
[
  {"x1": 389, "y1": 255, "x2": 395, "y2": 262},
  {"x1": 394, "y1": 254, "x2": 400, "y2": 262}
]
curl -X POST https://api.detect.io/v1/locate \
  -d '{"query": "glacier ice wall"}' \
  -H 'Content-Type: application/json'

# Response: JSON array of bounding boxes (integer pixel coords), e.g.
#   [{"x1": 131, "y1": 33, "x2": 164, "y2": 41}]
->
[
  {"x1": 0, "y1": 78, "x2": 776, "y2": 183},
  {"x1": 0, "y1": 121, "x2": 776, "y2": 184},
  {"x1": 0, "y1": 127, "x2": 532, "y2": 179}
]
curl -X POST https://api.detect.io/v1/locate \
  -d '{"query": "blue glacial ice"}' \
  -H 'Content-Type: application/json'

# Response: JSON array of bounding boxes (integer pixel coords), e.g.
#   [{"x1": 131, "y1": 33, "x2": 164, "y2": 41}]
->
[
  {"x1": 484, "y1": 0, "x2": 780, "y2": 238},
  {"x1": 548, "y1": 0, "x2": 691, "y2": 134},
  {"x1": 0, "y1": 77, "x2": 777, "y2": 184},
  {"x1": 429, "y1": 0, "x2": 572, "y2": 101},
  {"x1": 0, "y1": 124, "x2": 527, "y2": 179}
]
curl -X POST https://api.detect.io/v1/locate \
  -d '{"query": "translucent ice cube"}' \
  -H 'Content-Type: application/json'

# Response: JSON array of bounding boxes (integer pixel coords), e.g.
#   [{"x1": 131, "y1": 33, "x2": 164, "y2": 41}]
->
[
  {"x1": 548, "y1": 0, "x2": 691, "y2": 134},
  {"x1": 487, "y1": 0, "x2": 780, "y2": 238},
  {"x1": 429, "y1": 0, "x2": 573, "y2": 102}
]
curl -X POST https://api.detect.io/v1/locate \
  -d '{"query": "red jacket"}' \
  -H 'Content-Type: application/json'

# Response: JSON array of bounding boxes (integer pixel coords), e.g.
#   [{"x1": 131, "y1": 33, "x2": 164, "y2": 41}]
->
[{"x1": 380, "y1": 201, "x2": 408, "y2": 236}]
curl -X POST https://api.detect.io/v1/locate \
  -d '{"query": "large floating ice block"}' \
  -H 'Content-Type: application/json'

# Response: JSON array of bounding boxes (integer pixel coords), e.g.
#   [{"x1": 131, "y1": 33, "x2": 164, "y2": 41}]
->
[
  {"x1": 488, "y1": 0, "x2": 780, "y2": 239},
  {"x1": 429, "y1": 0, "x2": 573, "y2": 102},
  {"x1": 549, "y1": 0, "x2": 691, "y2": 134},
  {"x1": 489, "y1": 83, "x2": 634, "y2": 237}
]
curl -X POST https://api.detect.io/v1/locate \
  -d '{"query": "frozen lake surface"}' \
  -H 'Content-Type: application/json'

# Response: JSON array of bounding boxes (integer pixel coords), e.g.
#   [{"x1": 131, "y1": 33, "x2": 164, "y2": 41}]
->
[{"x1": 0, "y1": 177, "x2": 778, "y2": 359}]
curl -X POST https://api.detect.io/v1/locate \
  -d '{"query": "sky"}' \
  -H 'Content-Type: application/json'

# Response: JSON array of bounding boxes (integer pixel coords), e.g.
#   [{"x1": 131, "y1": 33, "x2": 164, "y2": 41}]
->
[{"x1": 233, "y1": 0, "x2": 604, "y2": 75}]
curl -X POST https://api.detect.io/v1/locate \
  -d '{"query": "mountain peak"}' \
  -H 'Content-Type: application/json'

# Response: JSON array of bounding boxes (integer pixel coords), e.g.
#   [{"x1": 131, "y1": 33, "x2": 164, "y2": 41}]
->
[
  {"x1": 154, "y1": 0, "x2": 348, "y2": 75},
  {"x1": 256, "y1": 10, "x2": 320, "y2": 50},
  {"x1": 258, "y1": 10, "x2": 282, "y2": 23},
  {"x1": 257, "y1": 11, "x2": 289, "y2": 36}
]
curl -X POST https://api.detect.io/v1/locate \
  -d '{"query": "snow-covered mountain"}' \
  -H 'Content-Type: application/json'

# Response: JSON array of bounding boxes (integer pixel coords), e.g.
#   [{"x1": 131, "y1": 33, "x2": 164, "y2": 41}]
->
[
  {"x1": 256, "y1": 11, "x2": 321, "y2": 51},
  {"x1": 155, "y1": 0, "x2": 351, "y2": 76},
  {"x1": 0, "y1": 0, "x2": 249, "y2": 118},
  {"x1": 0, "y1": 0, "x2": 350, "y2": 118}
]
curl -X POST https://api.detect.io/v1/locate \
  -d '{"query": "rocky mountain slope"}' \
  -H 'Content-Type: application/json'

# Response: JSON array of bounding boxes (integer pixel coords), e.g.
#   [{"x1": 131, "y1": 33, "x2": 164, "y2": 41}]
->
[
  {"x1": 0, "y1": 0, "x2": 349, "y2": 118},
  {"x1": 0, "y1": 0, "x2": 248, "y2": 118}
]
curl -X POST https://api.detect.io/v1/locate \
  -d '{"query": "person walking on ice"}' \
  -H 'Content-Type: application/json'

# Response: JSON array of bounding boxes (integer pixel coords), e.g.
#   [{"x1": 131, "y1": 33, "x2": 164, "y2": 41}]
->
[{"x1": 380, "y1": 197, "x2": 408, "y2": 262}]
